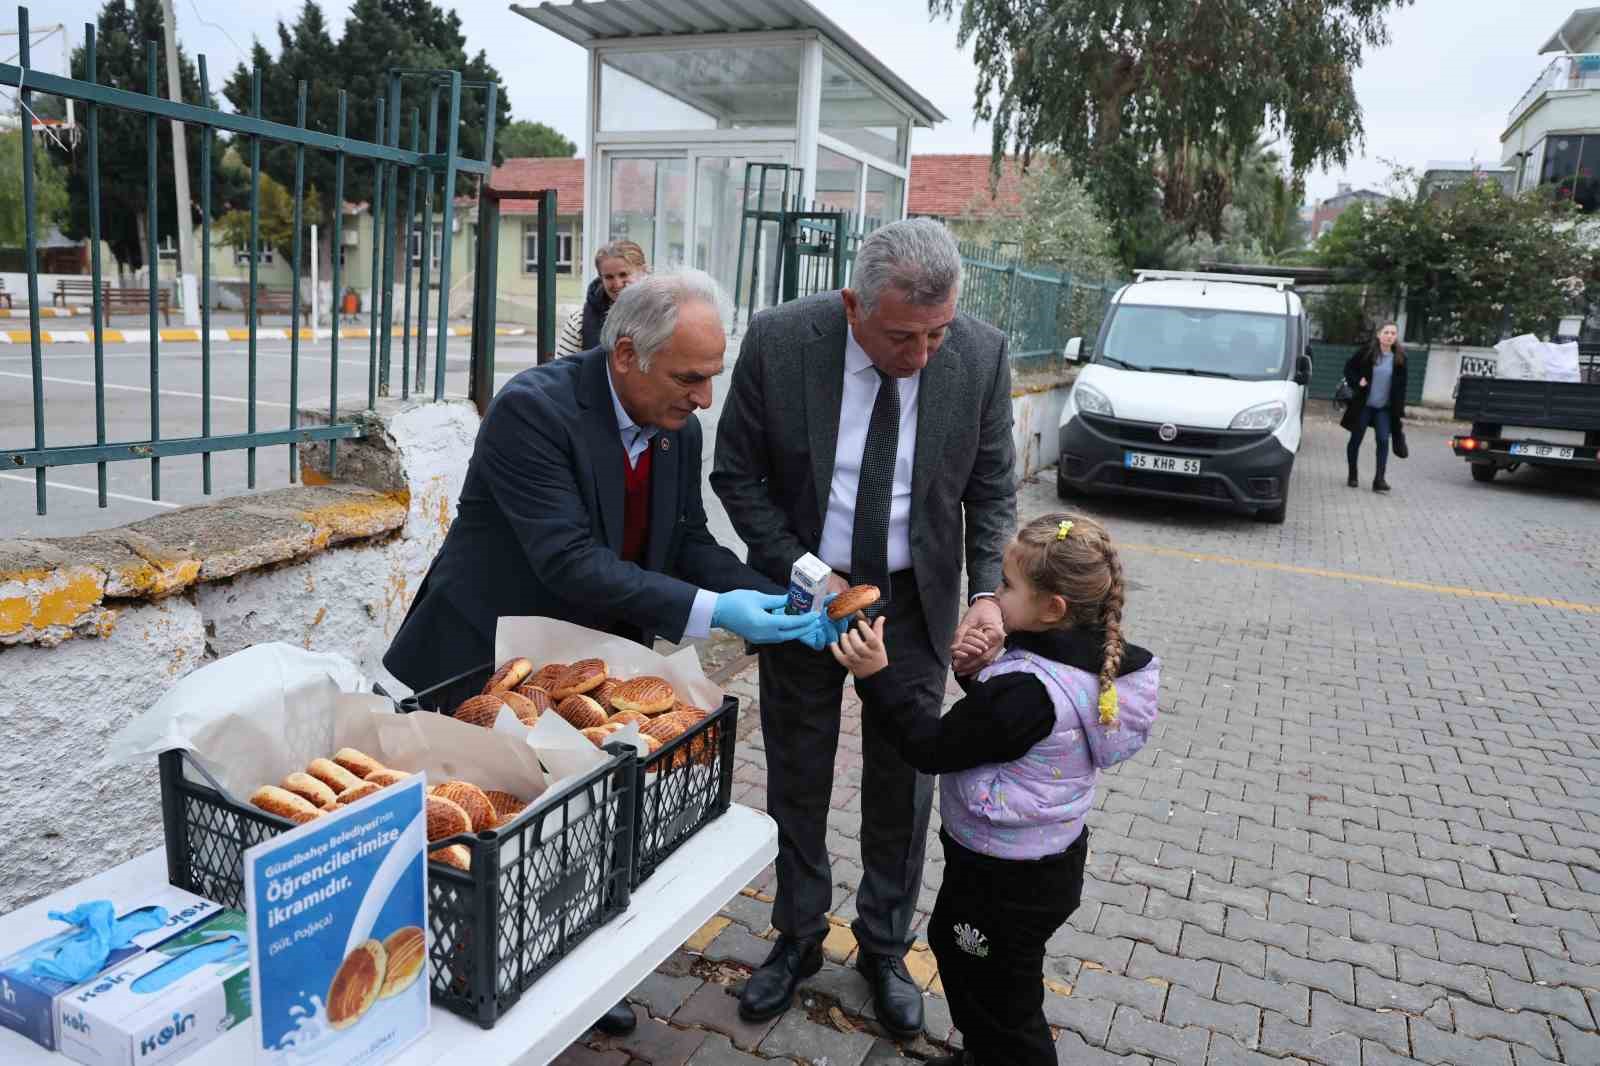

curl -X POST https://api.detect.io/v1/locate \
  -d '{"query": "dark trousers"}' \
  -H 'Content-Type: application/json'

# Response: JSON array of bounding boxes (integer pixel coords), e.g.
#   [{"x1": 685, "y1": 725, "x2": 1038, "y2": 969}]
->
[
  {"x1": 757, "y1": 570, "x2": 944, "y2": 956},
  {"x1": 928, "y1": 828, "x2": 1089, "y2": 1066},
  {"x1": 1347, "y1": 405, "x2": 1391, "y2": 480}
]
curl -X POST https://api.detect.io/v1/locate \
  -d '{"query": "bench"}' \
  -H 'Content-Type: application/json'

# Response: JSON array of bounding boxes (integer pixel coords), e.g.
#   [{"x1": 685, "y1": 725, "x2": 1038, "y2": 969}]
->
[
  {"x1": 100, "y1": 287, "x2": 172, "y2": 325},
  {"x1": 53, "y1": 278, "x2": 109, "y2": 307},
  {"x1": 248, "y1": 287, "x2": 301, "y2": 324}
]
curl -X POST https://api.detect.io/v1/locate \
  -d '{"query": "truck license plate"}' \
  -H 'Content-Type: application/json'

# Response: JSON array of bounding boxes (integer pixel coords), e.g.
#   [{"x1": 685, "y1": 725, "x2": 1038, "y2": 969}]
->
[
  {"x1": 1510, "y1": 443, "x2": 1575, "y2": 460},
  {"x1": 1125, "y1": 451, "x2": 1202, "y2": 475}
]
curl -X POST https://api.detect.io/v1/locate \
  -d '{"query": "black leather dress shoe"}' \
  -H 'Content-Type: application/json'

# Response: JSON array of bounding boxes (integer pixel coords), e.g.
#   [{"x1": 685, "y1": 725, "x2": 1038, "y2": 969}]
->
[
  {"x1": 856, "y1": 950, "x2": 924, "y2": 1038},
  {"x1": 592, "y1": 999, "x2": 636, "y2": 1035},
  {"x1": 738, "y1": 934, "x2": 823, "y2": 1021}
]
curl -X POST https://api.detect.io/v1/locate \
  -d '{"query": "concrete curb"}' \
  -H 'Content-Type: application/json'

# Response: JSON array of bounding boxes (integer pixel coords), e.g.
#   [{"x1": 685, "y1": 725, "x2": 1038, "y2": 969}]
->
[
  {"x1": 0, "y1": 325, "x2": 530, "y2": 345},
  {"x1": 0, "y1": 307, "x2": 88, "y2": 318}
]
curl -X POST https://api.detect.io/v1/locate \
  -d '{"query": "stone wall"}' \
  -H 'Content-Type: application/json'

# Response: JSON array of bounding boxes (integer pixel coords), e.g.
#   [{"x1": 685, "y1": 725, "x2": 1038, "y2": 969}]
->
[{"x1": 0, "y1": 399, "x2": 478, "y2": 912}]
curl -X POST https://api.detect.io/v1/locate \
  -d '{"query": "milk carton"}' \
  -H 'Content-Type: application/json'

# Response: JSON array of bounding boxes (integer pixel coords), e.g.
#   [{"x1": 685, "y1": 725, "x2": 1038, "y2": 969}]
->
[
  {"x1": 0, "y1": 887, "x2": 218, "y2": 1050},
  {"x1": 787, "y1": 552, "x2": 832, "y2": 615},
  {"x1": 56, "y1": 909, "x2": 251, "y2": 1066}
]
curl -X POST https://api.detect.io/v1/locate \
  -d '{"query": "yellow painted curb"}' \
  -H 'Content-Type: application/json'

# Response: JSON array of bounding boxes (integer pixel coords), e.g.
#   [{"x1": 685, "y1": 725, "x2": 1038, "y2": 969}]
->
[{"x1": 683, "y1": 915, "x2": 730, "y2": 953}]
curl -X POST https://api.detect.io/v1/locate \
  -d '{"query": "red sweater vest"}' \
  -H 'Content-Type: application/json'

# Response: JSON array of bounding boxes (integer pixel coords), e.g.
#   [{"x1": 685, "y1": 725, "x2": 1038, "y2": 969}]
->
[{"x1": 621, "y1": 443, "x2": 653, "y2": 563}]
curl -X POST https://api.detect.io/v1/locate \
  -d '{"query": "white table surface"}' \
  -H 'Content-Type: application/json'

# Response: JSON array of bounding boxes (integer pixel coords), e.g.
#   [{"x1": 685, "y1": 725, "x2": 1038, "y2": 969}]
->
[{"x1": 0, "y1": 804, "x2": 777, "y2": 1066}]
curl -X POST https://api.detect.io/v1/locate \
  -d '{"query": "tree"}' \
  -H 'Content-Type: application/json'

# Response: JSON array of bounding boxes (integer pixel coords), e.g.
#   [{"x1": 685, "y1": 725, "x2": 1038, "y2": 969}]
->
[
  {"x1": 0, "y1": 132, "x2": 71, "y2": 247},
  {"x1": 216, "y1": 172, "x2": 322, "y2": 268},
  {"x1": 495, "y1": 120, "x2": 576, "y2": 159},
  {"x1": 965, "y1": 158, "x2": 1121, "y2": 282},
  {"x1": 931, "y1": 0, "x2": 1408, "y2": 266},
  {"x1": 223, "y1": 0, "x2": 514, "y2": 278},
  {"x1": 52, "y1": 0, "x2": 229, "y2": 271},
  {"x1": 1319, "y1": 167, "x2": 1597, "y2": 345}
]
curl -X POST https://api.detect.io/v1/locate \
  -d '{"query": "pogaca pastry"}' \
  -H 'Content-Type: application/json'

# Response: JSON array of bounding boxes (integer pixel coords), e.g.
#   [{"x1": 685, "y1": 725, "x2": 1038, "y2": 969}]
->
[
  {"x1": 827, "y1": 584, "x2": 881, "y2": 620},
  {"x1": 379, "y1": 927, "x2": 426, "y2": 999},
  {"x1": 453, "y1": 694, "x2": 506, "y2": 728},
  {"x1": 432, "y1": 780, "x2": 495, "y2": 833},
  {"x1": 500, "y1": 689, "x2": 544, "y2": 726},
  {"x1": 250, "y1": 785, "x2": 323, "y2": 824},
  {"x1": 609, "y1": 676, "x2": 676, "y2": 716},
  {"x1": 426, "y1": 794, "x2": 472, "y2": 842},
  {"x1": 327, "y1": 939, "x2": 386, "y2": 1029},
  {"x1": 556, "y1": 694, "x2": 607, "y2": 730},
  {"x1": 530, "y1": 662, "x2": 567, "y2": 691},
  {"x1": 483, "y1": 657, "x2": 534, "y2": 695},
  {"x1": 552, "y1": 658, "x2": 607, "y2": 699}
]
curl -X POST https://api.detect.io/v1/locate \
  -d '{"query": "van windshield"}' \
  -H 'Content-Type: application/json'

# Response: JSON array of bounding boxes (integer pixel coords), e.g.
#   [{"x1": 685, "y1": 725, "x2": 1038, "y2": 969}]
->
[{"x1": 1097, "y1": 305, "x2": 1289, "y2": 381}]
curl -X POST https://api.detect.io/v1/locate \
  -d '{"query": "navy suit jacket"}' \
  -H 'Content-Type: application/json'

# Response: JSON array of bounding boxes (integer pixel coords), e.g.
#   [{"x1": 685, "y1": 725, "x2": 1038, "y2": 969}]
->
[{"x1": 384, "y1": 347, "x2": 778, "y2": 696}]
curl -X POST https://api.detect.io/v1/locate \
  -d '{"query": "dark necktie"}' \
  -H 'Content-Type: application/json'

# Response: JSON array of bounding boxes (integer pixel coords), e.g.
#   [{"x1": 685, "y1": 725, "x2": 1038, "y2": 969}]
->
[{"x1": 850, "y1": 368, "x2": 899, "y2": 615}]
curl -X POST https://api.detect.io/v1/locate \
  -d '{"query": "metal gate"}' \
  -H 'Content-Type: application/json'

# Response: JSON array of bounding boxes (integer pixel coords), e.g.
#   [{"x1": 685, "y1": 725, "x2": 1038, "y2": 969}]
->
[{"x1": 2, "y1": 3, "x2": 554, "y2": 515}]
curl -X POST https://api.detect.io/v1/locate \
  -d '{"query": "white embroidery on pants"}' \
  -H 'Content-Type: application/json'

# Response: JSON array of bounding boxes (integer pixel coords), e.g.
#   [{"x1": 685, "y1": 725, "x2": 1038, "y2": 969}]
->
[{"x1": 953, "y1": 921, "x2": 990, "y2": 958}]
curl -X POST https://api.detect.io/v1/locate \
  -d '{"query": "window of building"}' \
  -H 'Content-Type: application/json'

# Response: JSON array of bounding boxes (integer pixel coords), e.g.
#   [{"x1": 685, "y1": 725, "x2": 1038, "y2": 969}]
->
[
  {"x1": 819, "y1": 51, "x2": 910, "y2": 166},
  {"x1": 410, "y1": 224, "x2": 444, "y2": 265},
  {"x1": 234, "y1": 244, "x2": 275, "y2": 266},
  {"x1": 1539, "y1": 134, "x2": 1600, "y2": 210},
  {"x1": 815, "y1": 145, "x2": 863, "y2": 216},
  {"x1": 524, "y1": 222, "x2": 575, "y2": 275}
]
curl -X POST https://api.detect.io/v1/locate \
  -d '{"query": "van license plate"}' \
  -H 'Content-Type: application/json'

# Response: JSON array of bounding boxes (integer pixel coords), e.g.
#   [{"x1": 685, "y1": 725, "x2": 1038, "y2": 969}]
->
[
  {"x1": 1125, "y1": 451, "x2": 1202, "y2": 475},
  {"x1": 1510, "y1": 443, "x2": 1575, "y2": 460}
]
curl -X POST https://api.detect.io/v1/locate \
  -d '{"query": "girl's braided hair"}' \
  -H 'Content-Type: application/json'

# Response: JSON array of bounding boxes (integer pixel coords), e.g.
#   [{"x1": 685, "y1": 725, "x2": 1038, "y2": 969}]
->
[{"x1": 1012, "y1": 512, "x2": 1128, "y2": 720}]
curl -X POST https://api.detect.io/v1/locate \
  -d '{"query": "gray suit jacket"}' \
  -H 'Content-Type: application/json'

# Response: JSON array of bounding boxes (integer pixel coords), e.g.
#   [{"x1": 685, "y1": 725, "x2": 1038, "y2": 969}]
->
[{"x1": 712, "y1": 291, "x2": 1017, "y2": 662}]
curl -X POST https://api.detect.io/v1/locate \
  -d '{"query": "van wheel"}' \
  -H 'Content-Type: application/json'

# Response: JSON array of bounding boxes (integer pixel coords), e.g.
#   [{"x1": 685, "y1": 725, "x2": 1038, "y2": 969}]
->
[{"x1": 1470, "y1": 463, "x2": 1497, "y2": 483}]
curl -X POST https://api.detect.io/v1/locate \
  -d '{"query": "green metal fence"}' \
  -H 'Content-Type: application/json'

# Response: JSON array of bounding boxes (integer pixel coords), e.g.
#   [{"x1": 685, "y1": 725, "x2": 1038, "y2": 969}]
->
[
  {"x1": 3, "y1": 5, "x2": 552, "y2": 516},
  {"x1": 734, "y1": 164, "x2": 1120, "y2": 371}
]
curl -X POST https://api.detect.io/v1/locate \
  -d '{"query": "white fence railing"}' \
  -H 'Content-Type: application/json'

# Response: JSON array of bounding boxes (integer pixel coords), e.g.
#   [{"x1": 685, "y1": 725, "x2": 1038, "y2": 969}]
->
[{"x1": 1509, "y1": 52, "x2": 1600, "y2": 126}]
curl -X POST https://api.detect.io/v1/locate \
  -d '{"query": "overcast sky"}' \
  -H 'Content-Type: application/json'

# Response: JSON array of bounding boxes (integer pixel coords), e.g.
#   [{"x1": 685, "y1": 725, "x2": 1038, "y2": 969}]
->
[{"x1": 34, "y1": 0, "x2": 1588, "y2": 205}]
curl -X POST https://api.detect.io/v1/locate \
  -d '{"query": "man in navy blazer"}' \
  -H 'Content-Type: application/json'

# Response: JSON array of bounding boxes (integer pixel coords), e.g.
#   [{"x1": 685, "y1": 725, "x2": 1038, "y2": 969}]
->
[{"x1": 386, "y1": 271, "x2": 825, "y2": 715}]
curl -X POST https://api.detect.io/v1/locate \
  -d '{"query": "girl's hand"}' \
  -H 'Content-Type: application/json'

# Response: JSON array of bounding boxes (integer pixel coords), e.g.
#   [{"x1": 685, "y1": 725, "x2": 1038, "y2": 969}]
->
[
  {"x1": 830, "y1": 617, "x2": 888, "y2": 679},
  {"x1": 1359, "y1": 377, "x2": 1368, "y2": 387},
  {"x1": 951, "y1": 631, "x2": 996, "y2": 675}
]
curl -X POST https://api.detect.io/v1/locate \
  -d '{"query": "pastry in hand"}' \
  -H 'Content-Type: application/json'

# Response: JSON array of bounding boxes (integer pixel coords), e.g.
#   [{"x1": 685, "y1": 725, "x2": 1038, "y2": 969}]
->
[
  {"x1": 555, "y1": 693, "x2": 607, "y2": 730},
  {"x1": 827, "y1": 584, "x2": 881, "y2": 620},
  {"x1": 552, "y1": 658, "x2": 607, "y2": 699},
  {"x1": 483, "y1": 657, "x2": 534, "y2": 695},
  {"x1": 609, "y1": 676, "x2": 676, "y2": 716},
  {"x1": 250, "y1": 785, "x2": 323, "y2": 824},
  {"x1": 453, "y1": 694, "x2": 506, "y2": 729}
]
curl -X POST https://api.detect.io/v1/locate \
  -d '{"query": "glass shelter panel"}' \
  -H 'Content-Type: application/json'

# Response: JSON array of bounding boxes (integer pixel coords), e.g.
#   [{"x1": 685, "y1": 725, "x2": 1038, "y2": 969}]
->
[
  {"x1": 816, "y1": 145, "x2": 863, "y2": 215},
  {"x1": 864, "y1": 167, "x2": 905, "y2": 224},
  {"x1": 601, "y1": 44, "x2": 805, "y2": 132},
  {"x1": 694, "y1": 154, "x2": 787, "y2": 308},
  {"x1": 819, "y1": 52, "x2": 908, "y2": 164},
  {"x1": 609, "y1": 157, "x2": 689, "y2": 270}
]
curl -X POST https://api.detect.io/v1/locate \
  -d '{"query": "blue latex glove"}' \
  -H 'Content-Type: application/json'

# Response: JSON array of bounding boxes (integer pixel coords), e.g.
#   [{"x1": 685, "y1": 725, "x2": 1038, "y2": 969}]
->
[
  {"x1": 712, "y1": 590, "x2": 820, "y2": 645},
  {"x1": 30, "y1": 902, "x2": 169, "y2": 983},
  {"x1": 794, "y1": 594, "x2": 851, "y2": 651}
]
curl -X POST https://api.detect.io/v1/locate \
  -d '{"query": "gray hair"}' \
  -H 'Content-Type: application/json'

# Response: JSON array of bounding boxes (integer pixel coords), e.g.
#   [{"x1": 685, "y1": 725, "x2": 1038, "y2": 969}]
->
[
  {"x1": 851, "y1": 217, "x2": 962, "y2": 314},
  {"x1": 601, "y1": 268, "x2": 729, "y2": 370}
]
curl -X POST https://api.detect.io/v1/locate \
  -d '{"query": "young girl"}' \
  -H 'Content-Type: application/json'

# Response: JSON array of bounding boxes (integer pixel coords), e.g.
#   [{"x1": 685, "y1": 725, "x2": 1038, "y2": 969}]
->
[{"x1": 831, "y1": 512, "x2": 1159, "y2": 1066}]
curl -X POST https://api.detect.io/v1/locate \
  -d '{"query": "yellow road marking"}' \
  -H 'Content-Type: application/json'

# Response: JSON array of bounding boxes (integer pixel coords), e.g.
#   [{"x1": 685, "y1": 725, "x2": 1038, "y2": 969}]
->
[{"x1": 1120, "y1": 542, "x2": 1600, "y2": 615}]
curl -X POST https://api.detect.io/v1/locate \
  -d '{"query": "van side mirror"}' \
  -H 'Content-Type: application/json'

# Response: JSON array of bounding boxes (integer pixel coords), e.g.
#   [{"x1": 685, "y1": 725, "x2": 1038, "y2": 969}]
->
[
  {"x1": 1294, "y1": 354, "x2": 1313, "y2": 386},
  {"x1": 1064, "y1": 337, "x2": 1083, "y2": 362}
]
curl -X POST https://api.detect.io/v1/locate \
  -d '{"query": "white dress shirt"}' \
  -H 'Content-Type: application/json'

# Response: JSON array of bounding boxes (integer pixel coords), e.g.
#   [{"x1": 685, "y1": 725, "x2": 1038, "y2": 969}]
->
[
  {"x1": 606, "y1": 366, "x2": 717, "y2": 639},
  {"x1": 817, "y1": 328, "x2": 920, "y2": 576}
]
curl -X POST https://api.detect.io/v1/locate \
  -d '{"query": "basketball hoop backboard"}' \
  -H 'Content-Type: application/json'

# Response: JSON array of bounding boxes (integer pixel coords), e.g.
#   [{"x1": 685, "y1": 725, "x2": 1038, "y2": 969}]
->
[{"x1": 1, "y1": 21, "x2": 75, "y2": 145}]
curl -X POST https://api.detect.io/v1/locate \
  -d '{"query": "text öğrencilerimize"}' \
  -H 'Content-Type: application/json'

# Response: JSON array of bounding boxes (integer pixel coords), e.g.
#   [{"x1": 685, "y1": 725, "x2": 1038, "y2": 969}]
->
[{"x1": 260, "y1": 811, "x2": 399, "y2": 928}]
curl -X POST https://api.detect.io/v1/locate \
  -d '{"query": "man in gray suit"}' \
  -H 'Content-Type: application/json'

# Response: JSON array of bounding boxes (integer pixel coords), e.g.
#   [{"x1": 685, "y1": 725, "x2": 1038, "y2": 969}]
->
[{"x1": 713, "y1": 218, "x2": 1017, "y2": 1036}]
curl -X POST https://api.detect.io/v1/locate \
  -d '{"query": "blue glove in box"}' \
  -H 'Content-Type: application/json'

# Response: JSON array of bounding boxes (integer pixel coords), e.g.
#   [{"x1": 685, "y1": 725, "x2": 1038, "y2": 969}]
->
[
  {"x1": 56, "y1": 910, "x2": 251, "y2": 1066},
  {"x1": 0, "y1": 887, "x2": 219, "y2": 1050}
]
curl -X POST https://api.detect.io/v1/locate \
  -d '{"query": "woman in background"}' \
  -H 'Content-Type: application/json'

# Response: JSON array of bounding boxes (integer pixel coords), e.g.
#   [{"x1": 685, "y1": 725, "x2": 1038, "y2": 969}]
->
[
  {"x1": 555, "y1": 240, "x2": 648, "y2": 356},
  {"x1": 1341, "y1": 322, "x2": 1408, "y2": 493}
]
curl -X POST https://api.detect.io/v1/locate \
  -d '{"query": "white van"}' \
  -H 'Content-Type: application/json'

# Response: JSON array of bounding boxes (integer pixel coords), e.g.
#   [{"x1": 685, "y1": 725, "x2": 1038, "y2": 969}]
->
[{"x1": 1056, "y1": 271, "x2": 1313, "y2": 524}]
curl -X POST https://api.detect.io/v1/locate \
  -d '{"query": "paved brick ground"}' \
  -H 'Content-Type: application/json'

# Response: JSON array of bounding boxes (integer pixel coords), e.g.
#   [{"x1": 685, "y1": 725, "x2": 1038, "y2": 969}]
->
[{"x1": 563, "y1": 414, "x2": 1600, "y2": 1065}]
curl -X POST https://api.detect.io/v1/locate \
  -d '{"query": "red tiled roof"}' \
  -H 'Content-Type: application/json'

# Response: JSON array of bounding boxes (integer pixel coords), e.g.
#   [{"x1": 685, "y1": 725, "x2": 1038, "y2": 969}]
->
[
  {"x1": 483, "y1": 157, "x2": 586, "y2": 215},
  {"x1": 454, "y1": 154, "x2": 1025, "y2": 221},
  {"x1": 907, "y1": 154, "x2": 1025, "y2": 220}
]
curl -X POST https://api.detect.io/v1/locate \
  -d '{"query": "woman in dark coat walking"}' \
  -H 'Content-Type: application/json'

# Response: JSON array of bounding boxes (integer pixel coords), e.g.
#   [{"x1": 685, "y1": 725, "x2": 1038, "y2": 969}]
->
[{"x1": 1342, "y1": 322, "x2": 1408, "y2": 493}]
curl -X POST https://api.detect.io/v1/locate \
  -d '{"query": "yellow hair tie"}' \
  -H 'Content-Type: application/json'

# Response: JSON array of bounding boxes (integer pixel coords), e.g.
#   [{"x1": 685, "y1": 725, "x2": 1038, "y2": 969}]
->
[
  {"x1": 1097, "y1": 686, "x2": 1119, "y2": 726},
  {"x1": 1056, "y1": 519, "x2": 1074, "y2": 541}
]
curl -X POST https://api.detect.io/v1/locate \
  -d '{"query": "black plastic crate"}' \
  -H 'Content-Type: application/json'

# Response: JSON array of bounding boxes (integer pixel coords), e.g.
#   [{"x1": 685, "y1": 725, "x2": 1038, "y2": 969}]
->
[
  {"x1": 156, "y1": 738, "x2": 635, "y2": 1029},
  {"x1": 400, "y1": 663, "x2": 738, "y2": 889}
]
